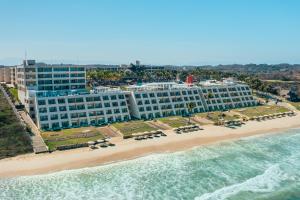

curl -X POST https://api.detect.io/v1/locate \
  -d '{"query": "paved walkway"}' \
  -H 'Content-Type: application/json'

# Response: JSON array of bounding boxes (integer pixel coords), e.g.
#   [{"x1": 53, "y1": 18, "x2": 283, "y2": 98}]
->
[{"x1": 19, "y1": 111, "x2": 49, "y2": 153}]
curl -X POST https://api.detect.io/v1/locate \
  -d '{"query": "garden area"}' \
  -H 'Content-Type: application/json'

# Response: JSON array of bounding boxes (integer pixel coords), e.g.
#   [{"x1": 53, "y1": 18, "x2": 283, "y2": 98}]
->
[
  {"x1": 158, "y1": 116, "x2": 191, "y2": 128},
  {"x1": 233, "y1": 105, "x2": 290, "y2": 118},
  {"x1": 196, "y1": 111, "x2": 241, "y2": 123},
  {"x1": 41, "y1": 127, "x2": 105, "y2": 151},
  {"x1": 113, "y1": 121, "x2": 157, "y2": 138},
  {"x1": 0, "y1": 90, "x2": 32, "y2": 159}
]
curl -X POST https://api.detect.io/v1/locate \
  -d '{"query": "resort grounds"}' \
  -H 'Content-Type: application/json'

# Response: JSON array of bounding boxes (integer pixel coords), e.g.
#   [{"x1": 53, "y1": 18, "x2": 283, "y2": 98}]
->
[{"x1": 39, "y1": 104, "x2": 291, "y2": 152}]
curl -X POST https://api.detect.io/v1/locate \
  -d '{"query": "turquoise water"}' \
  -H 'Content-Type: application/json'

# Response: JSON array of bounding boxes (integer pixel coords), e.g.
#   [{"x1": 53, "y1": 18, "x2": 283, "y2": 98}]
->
[{"x1": 1, "y1": 129, "x2": 300, "y2": 200}]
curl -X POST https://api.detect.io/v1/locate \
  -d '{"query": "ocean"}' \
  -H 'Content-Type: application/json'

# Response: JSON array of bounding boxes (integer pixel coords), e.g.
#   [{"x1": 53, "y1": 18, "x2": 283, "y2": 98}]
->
[{"x1": 1, "y1": 128, "x2": 300, "y2": 200}]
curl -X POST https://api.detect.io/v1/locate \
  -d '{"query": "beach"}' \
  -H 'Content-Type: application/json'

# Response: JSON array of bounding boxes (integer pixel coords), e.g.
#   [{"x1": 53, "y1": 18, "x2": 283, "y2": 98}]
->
[{"x1": 1, "y1": 113, "x2": 300, "y2": 178}]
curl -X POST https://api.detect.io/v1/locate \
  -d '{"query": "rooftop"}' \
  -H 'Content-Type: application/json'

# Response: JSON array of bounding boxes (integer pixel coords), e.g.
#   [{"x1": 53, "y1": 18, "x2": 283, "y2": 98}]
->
[{"x1": 126, "y1": 82, "x2": 198, "y2": 91}]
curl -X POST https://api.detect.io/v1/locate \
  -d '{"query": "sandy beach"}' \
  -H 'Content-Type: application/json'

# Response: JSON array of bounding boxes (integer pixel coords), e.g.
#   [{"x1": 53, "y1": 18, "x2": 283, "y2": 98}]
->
[{"x1": 1, "y1": 114, "x2": 300, "y2": 178}]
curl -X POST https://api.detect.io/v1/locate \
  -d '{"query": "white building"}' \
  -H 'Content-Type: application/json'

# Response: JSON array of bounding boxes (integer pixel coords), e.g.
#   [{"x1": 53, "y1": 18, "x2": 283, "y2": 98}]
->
[
  {"x1": 17, "y1": 60, "x2": 86, "y2": 120},
  {"x1": 16, "y1": 60, "x2": 257, "y2": 130},
  {"x1": 126, "y1": 82, "x2": 207, "y2": 120},
  {"x1": 34, "y1": 88, "x2": 131, "y2": 130},
  {"x1": 199, "y1": 79, "x2": 256, "y2": 111}
]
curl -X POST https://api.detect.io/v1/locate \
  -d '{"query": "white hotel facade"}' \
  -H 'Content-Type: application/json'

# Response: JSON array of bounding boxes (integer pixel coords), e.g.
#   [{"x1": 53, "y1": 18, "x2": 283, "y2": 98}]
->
[{"x1": 17, "y1": 60, "x2": 257, "y2": 130}]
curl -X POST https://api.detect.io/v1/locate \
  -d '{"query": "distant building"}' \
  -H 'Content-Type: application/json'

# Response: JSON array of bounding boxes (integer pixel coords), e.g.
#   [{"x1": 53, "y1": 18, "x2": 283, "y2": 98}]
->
[{"x1": 0, "y1": 67, "x2": 11, "y2": 83}]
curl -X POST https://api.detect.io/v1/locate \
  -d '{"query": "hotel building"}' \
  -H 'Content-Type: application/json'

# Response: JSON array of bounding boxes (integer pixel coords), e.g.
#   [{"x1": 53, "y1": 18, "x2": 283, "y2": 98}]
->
[
  {"x1": 17, "y1": 60, "x2": 86, "y2": 119},
  {"x1": 17, "y1": 60, "x2": 257, "y2": 130}
]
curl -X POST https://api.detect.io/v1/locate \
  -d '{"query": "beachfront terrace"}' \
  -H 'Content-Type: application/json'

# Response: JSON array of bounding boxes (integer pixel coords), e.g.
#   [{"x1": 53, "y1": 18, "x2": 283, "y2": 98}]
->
[{"x1": 233, "y1": 105, "x2": 290, "y2": 118}]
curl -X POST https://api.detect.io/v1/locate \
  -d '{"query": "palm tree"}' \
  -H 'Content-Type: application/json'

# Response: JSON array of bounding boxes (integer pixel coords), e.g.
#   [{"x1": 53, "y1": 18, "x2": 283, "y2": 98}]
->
[{"x1": 186, "y1": 102, "x2": 196, "y2": 124}]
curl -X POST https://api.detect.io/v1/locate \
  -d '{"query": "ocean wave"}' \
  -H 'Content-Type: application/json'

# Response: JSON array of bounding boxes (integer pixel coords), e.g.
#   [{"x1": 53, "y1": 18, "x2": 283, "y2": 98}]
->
[{"x1": 195, "y1": 164, "x2": 288, "y2": 200}]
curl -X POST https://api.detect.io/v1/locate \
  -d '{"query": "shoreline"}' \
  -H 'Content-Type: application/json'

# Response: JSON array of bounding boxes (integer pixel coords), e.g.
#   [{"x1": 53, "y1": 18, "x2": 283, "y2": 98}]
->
[{"x1": 1, "y1": 114, "x2": 300, "y2": 179}]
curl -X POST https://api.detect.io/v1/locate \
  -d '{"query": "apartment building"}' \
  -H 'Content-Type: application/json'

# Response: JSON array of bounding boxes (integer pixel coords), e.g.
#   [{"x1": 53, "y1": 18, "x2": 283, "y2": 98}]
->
[{"x1": 0, "y1": 67, "x2": 12, "y2": 83}]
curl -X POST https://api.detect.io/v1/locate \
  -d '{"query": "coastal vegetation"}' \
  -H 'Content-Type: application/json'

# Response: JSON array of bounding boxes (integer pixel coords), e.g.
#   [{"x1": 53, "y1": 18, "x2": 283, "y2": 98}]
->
[
  {"x1": 9, "y1": 87, "x2": 18, "y2": 101},
  {"x1": 42, "y1": 127, "x2": 105, "y2": 151},
  {"x1": 290, "y1": 102, "x2": 300, "y2": 111},
  {"x1": 0, "y1": 90, "x2": 32, "y2": 159}
]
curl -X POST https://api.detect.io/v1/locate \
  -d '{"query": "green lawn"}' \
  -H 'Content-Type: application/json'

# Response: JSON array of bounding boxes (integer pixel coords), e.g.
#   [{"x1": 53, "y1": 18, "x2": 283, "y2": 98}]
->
[
  {"x1": 233, "y1": 105, "x2": 290, "y2": 118},
  {"x1": 9, "y1": 87, "x2": 18, "y2": 102},
  {"x1": 113, "y1": 121, "x2": 157, "y2": 137},
  {"x1": 0, "y1": 90, "x2": 32, "y2": 159},
  {"x1": 42, "y1": 127, "x2": 105, "y2": 151},
  {"x1": 290, "y1": 102, "x2": 300, "y2": 111},
  {"x1": 159, "y1": 116, "x2": 191, "y2": 128},
  {"x1": 197, "y1": 111, "x2": 240, "y2": 123}
]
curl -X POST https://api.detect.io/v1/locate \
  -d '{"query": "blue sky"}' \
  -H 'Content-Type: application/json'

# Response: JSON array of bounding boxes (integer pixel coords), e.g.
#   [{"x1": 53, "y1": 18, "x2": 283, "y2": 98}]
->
[{"x1": 0, "y1": 0, "x2": 300, "y2": 65}]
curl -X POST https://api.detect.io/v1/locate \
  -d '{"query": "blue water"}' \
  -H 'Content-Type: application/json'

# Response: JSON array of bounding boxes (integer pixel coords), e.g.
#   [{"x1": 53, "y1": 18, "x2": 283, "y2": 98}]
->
[{"x1": 1, "y1": 129, "x2": 300, "y2": 200}]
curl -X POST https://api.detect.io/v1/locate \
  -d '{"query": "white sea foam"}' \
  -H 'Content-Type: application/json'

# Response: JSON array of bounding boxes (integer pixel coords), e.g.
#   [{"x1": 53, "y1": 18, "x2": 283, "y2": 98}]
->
[{"x1": 195, "y1": 164, "x2": 288, "y2": 200}]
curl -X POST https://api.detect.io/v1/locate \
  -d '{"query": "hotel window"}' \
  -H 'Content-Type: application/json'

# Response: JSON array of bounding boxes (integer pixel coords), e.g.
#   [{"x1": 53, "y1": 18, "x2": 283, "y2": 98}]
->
[
  {"x1": 89, "y1": 112, "x2": 96, "y2": 117},
  {"x1": 62, "y1": 121, "x2": 69, "y2": 127},
  {"x1": 96, "y1": 111, "x2": 104, "y2": 115},
  {"x1": 122, "y1": 108, "x2": 128, "y2": 113},
  {"x1": 39, "y1": 107, "x2": 47, "y2": 113},
  {"x1": 112, "y1": 102, "x2": 118, "y2": 107},
  {"x1": 135, "y1": 94, "x2": 141, "y2": 98},
  {"x1": 142, "y1": 93, "x2": 148, "y2": 98},
  {"x1": 103, "y1": 96, "x2": 109, "y2": 101},
  {"x1": 114, "y1": 109, "x2": 120, "y2": 113},
  {"x1": 146, "y1": 106, "x2": 152, "y2": 111},
  {"x1": 38, "y1": 100, "x2": 46, "y2": 106},
  {"x1": 60, "y1": 113, "x2": 68, "y2": 119},
  {"x1": 48, "y1": 99, "x2": 56, "y2": 104},
  {"x1": 52, "y1": 122, "x2": 60, "y2": 129},
  {"x1": 50, "y1": 114, "x2": 58, "y2": 120},
  {"x1": 106, "y1": 110, "x2": 112, "y2": 114},
  {"x1": 94, "y1": 96, "x2": 101, "y2": 101},
  {"x1": 120, "y1": 101, "x2": 126, "y2": 106},
  {"x1": 57, "y1": 98, "x2": 65, "y2": 104},
  {"x1": 86, "y1": 97, "x2": 94, "y2": 102},
  {"x1": 79, "y1": 112, "x2": 87, "y2": 118},
  {"x1": 40, "y1": 116, "x2": 48, "y2": 121},
  {"x1": 104, "y1": 103, "x2": 110, "y2": 108},
  {"x1": 49, "y1": 107, "x2": 57, "y2": 112},
  {"x1": 87, "y1": 104, "x2": 94, "y2": 109},
  {"x1": 149, "y1": 93, "x2": 155, "y2": 98},
  {"x1": 76, "y1": 98, "x2": 84, "y2": 103},
  {"x1": 118, "y1": 95, "x2": 125, "y2": 99},
  {"x1": 77, "y1": 104, "x2": 85, "y2": 110},
  {"x1": 95, "y1": 103, "x2": 102, "y2": 108},
  {"x1": 69, "y1": 105, "x2": 77, "y2": 111},
  {"x1": 111, "y1": 95, "x2": 117, "y2": 100},
  {"x1": 41, "y1": 124, "x2": 49, "y2": 130},
  {"x1": 68, "y1": 98, "x2": 75, "y2": 103}
]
